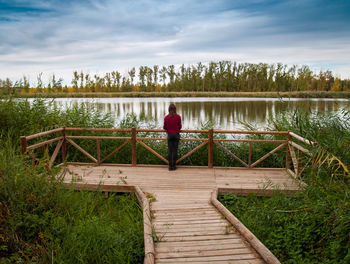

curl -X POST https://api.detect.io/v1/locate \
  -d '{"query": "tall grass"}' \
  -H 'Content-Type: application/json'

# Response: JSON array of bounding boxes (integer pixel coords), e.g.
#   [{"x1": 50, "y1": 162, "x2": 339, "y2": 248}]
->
[
  {"x1": 219, "y1": 109, "x2": 350, "y2": 264},
  {"x1": 0, "y1": 99, "x2": 144, "y2": 263},
  {"x1": 2, "y1": 98, "x2": 349, "y2": 263},
  {"x1": 10, "y1": 91, "x2": 350, "y2": 99}
]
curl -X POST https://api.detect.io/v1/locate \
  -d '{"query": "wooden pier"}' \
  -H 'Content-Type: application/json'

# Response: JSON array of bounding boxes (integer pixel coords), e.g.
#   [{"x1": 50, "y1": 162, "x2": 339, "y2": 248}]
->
[{"x1": 20, "y1": 127, "x2": 314, "y2": 264}]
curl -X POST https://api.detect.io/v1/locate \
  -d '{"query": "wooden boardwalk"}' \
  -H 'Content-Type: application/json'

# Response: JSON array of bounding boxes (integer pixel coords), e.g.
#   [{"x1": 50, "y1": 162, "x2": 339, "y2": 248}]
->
[
  {"x1": 60, "y1": 165, "x2": 302, "y2": 263},
  {"x1": 21, "y1": 127, "x2": 313, "y2": 263}
]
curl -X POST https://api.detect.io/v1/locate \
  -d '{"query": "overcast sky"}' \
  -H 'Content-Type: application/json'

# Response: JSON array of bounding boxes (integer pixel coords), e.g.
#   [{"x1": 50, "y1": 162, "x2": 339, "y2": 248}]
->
[{"x1": 1, "y1": 0, "x2": 350, "y2": 85}]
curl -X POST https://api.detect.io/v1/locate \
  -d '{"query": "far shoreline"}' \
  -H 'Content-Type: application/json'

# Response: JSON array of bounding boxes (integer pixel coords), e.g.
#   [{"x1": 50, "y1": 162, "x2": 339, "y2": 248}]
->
[{"x1": 8, "y1": 91, "x2": 350, "y2": 99}]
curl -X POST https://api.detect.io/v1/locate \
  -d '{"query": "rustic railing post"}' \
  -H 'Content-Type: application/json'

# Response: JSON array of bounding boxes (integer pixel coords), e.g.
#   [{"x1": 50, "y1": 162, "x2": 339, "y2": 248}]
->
[
  {"x1": 62, "y1": 127, "x2": 67, "y2": 163},
  {"x1": 132, "y1": 127, "x2": 137, "y2": 166},
  {"x1": 20, "y1": 136, "x2": 27, "y2": 155},
  {"x1": 208, "y1": 129, "x2": 214, "y2": 168},
  {"x1": 44, "y1": 143, "x2": 49, "y2": 170},
  {"x1": 286, "y1": 132, "x2": 291, "y2": 170},
  {"x1": 96, "y1": 139, "x2": 101, "y2": 165},
  {"x1": 248, "y1": 142, "x2": 252, "y2": 168},
  {"x1": 297, "y1": 149, "x2": 302, "y2": 177}
]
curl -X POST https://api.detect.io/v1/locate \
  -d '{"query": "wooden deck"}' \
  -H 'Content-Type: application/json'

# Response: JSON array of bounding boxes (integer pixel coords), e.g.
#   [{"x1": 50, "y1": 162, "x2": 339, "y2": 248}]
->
[
  {"x1": 60, "y1": 165, "x2": 301, "y2": 263},
  {"x1": 21, "y1": 127, "x2": 314, "y2": 263}
]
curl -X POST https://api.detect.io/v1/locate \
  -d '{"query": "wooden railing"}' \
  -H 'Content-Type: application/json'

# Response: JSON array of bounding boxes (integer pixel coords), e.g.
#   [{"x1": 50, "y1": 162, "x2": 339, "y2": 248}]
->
[{"x1": 20, "y1": 127, "x2": 315, "y2": 177}]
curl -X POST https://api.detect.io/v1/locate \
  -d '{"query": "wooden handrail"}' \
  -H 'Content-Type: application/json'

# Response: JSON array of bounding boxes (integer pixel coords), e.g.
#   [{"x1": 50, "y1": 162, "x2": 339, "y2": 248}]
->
[
  {"x1": 25, "y1": 127, "x2": 64, "y2": 140},
  {"x1": 289, "y1": 141, "x2": 312, "y2": 156},
  {"x1": 214, "y1": 130, "x2": 288, "y2": 135},
  {"x1": 289, "y1": 132, "x2": 316, "y2": 146},
  {"x1": 211, "y1": 189, "x2": 281, "y2": 264},
  {"x1": 214, "y1": 139, "x2": 287, "y2": 143},
  {"x1": 65, "y1": 127, "x2": 132, "y2": 132},
  {"x1": 134, "y1": 186, "x2": 155, "y2": 264},
  {"x1": 20, "y1": 127, "x2": 317, "y2": 171},
  {"x1": 27, "y1": 136, "x2": 63, "y2": 150},
  {"x1": 66, "y1": 136, "x2": 130, "y2": 140}
]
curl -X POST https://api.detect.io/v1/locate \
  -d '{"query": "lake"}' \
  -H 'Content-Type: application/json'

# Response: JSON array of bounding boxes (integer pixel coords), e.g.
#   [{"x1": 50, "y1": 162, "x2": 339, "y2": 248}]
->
[{"x1": 45, "y1": 97, "x2": 349, "y2": 130}]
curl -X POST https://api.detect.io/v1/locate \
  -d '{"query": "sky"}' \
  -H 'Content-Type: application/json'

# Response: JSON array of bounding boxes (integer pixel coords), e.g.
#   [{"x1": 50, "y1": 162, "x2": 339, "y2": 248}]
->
[{"x1": 0, "y1": 0, "x2": 350, "y2": 85}]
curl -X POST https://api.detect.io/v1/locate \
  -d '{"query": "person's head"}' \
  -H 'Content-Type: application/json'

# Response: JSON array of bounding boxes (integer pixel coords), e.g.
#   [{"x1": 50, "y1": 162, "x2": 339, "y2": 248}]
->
[{"x1": 168, "y1": 103, "x2": 176, "y2": 116}]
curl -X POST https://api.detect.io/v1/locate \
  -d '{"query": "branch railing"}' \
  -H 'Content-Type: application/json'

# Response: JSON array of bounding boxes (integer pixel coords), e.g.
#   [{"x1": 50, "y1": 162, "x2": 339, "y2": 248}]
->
[{"x1": 20, "y1": 127, "x2": 316, "y2": 178}]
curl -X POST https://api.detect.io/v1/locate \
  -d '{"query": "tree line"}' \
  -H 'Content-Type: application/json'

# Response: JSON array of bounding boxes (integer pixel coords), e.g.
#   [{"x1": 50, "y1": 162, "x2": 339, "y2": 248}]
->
[{"x1": 1, "y1": 61, "x2": 349, "y2": 95}]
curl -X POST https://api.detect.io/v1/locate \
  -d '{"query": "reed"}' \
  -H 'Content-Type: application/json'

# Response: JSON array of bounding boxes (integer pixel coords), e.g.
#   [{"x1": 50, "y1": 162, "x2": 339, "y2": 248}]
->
[
  {"x1": 219, "y1": 109, "x2": 350, "y2": 264},
  {"x1": 0, "y1": 100, "x2": 143, "y2": 263},
  {"x1": 13, "y1": 91, "x2": 350, "y2": 99}
]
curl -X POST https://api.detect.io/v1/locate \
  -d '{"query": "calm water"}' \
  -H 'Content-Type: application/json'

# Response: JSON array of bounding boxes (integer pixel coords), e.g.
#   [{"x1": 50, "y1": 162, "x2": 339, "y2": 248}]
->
[{"x1": 46, "y1": 97, "x2": 349, "y2": 130}]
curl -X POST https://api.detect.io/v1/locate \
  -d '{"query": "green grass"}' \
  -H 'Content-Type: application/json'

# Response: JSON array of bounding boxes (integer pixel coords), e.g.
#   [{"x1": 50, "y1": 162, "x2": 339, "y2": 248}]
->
[{"x1": 0, "y1": 99, "x2": 144, "y2": 263}]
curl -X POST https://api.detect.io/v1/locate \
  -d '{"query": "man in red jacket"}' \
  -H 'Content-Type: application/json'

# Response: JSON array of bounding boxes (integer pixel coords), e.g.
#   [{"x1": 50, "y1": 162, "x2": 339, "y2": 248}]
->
[{"x1": 163, "y1": 103, "x2": 182, "y2": 170}]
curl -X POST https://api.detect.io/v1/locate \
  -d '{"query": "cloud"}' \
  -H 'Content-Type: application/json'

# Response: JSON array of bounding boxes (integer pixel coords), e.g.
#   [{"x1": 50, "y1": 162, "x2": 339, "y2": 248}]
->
[{"x1": 0, "y1": 0, "x2": 349, "y2": 85}]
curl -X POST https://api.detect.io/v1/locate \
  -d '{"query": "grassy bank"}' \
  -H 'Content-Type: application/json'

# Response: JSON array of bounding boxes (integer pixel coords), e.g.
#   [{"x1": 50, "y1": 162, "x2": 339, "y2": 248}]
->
[
  {"x1": 219, "y1": 110, "x2": 350, "y2": 263},
  {"x1": 1, "y1": 99, "x2": 349, "y2": 263},
  {"x1": 0, "y1": 99, "x2": 144, "y2": 263},
  {"x1": 15, "y1": 91, "x2": 350, "y2": 98}
]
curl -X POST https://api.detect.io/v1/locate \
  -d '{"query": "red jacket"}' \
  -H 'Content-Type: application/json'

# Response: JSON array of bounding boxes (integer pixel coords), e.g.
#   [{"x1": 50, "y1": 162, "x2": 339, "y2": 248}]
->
[{"x1": 163, "y1": 114, "x2": 182, "y2": 134}]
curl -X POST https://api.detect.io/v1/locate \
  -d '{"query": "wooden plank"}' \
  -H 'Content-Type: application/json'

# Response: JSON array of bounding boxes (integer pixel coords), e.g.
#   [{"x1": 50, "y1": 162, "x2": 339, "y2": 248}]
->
[
  {"x1": 154, "y1": 221, "x2": 227, "y2": 228},
  {"x1": 248, "y1": 142, "x2": 252, "y2": 168},
  {"x1": 156, "y1": 253, "x2": 259, "y2": 262},
  {"x1": 215, "y1": 141, "x2": 248, "y2": 168},
  {"x1": 61, "y1": 128, "x2": 66, "y2": 163},
  {"x1": 155, "y1": 226, "x2": 231, "y2": 233},
  {"x1": 214, "y1": 130, "x2": 288, "y2": 135},
  {"x1": 157, "y1": 229, "x2": 236, "y2": 237},
  {"x1": 289, "y1": 132, "x2": 315, "y2": 145},
  {"x1": 27, "y1": 136, "x2": 63, "y2": 150},
  {"x1": 157, "y1": 234, "x2": 241, "y2": 242},
  {"x1": 153, "y1": 210, "x2": 219, "y2": 216},
  {"x1": 131, "y1": 127, "x2": 137, "y2": 166},
  {"x1": 176, "y1": 141, "x2": 208, "y2": 164},
  {"x1": 20, "y1": 136, "x2": 27, "y2": 154},
  {"x1": 153, "y1": 209, "x2": 218, "y2": 215},
  {"x1": 134, "y1": 186, "x2": 155, "y2": 264},
  {"x1": 154, "y1": 216, "x2": 223, "y2": 222},
  {"x1": 154, "y1": 219, "x2": 227, "y2": 225},
  {"x1": 214, "y1": 139, "x2": 286, "y2": 143},
  {"x1": 155, "y1": 238, "x2": 244, "y2": 248},
  {"x1": 289, "y1": 141, "x2": 312, "y2": 156},
  {"x1": 66, "y1": 138, "x2": 98, "y2": 163},
  {"x1": 137, "y1": 137, "x2": 166, "y2": 141},
  {"x1": 286, "y1": 133, "x2": 291, "y2": 170},
  {"x1": 138, "y1": 137, "x2": 208, "y2": 142},
  {"x1": 66, "y1": 127, "x2": 131, "y2": 132},
  {"x1": 96, "y1": 139, "x2": 100, "y2": 164},
  {"x1": 251, "y1": 143, "x2": 286, "y2": 168},
  {"x1": 286, "y1": 169, "x2": 297, "y2": 180},
  {"x1": 288, "y1": 144, "x2": 298, "y2": 176},
  {"x1": 49, "y1": 139, "x2": 63, "y2": 169},
  {"x1": 156, "y1": 248, "x2": 253, "y2": 259},
  {"x1": 208, "y1": 128, "x2": 214, "y2": 168},
  {"x1": 155, "y1": 259, "x2": 264, "y2": 264},
  {"x1": 66, "y1": 136, "x2": 130, "y2": 140},
  {"x1": 26, "y1": 127, "x2": 64, "y2": 140},
  {"x1": 137, "y1": 140, "x2": 169, "y2": 164}
]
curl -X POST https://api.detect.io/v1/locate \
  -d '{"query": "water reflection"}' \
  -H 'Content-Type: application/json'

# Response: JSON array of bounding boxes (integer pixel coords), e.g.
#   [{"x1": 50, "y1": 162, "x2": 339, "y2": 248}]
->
[{"x1": 48, "y1": 98, "x2": 349, "y2": 130}]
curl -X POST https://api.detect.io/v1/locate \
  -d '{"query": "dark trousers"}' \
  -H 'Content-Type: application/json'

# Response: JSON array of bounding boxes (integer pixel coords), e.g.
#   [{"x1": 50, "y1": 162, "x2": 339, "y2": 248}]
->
[{"x1": 167, "y1": 133, "x2": 180, "y2": 169}]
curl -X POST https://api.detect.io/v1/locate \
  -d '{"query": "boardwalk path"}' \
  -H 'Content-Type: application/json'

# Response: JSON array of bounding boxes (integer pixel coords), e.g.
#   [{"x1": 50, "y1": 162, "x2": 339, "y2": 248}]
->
[{"x1": 62, "y1": 165, "x2": 301, "y2": 263}]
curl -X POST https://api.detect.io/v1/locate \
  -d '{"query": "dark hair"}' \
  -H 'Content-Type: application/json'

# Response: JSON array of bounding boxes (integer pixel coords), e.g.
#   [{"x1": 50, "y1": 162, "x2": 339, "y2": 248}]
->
[{"x1": 168, "y1": 103, "x2": 176, "y2": 116}]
